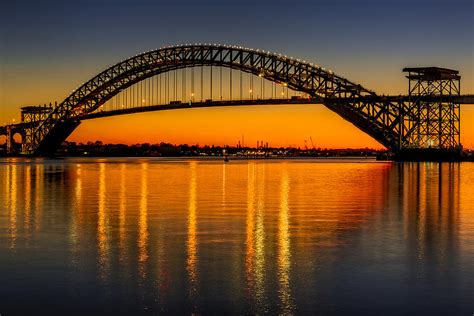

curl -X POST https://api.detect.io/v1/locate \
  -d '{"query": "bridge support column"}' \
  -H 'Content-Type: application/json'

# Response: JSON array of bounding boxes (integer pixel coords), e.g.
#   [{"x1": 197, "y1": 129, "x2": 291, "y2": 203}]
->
[{"x1": 398, "y1": 67, "x2": 462, "y2": 161}]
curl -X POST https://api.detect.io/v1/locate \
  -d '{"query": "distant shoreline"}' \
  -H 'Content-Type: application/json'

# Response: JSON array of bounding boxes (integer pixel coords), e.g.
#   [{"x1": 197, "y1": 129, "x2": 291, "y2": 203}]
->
[
  {"x1": 1, "y1": 141, "x2": 473, "y2": 161},
  {"x1": 1, "y1": 156, "x2": 473, "y2": 162}
]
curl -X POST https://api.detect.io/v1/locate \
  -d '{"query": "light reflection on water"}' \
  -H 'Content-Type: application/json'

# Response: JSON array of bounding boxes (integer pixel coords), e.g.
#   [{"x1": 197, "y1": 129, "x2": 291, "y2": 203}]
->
[
  {"x1": 0, "y1": 158, "x2": 473, "y2": 315},
  {"x1": 278, "y1": 169, "x2": 294, "y2": 314},
  {"x1": 187, "y1": 161, "x2": 198, "y2": 309}
]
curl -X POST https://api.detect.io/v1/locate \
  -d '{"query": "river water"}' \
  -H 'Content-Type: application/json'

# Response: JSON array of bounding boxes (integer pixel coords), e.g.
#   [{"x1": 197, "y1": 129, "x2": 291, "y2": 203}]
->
[{"x1": 0, "y1": 158, "x2": 473, "y2": 315}]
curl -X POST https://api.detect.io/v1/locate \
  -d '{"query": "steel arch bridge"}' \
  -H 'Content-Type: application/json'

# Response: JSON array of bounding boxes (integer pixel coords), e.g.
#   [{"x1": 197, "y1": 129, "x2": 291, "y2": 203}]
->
[{"x1": 0, "y1": 44, "x2": 468, "y2": 159}]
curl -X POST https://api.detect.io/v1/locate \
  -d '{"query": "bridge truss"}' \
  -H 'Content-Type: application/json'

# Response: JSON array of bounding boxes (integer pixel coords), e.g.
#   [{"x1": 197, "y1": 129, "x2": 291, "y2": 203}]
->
[{"x1": 0, "y1": 44, "x2": 467, "y2": 159}]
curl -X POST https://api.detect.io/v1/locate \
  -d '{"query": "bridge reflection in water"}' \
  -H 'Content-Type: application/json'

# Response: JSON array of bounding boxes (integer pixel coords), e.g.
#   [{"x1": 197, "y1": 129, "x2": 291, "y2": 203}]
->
[{"x1": 0, "y1": 159, "x2": 473, "y2": 314}]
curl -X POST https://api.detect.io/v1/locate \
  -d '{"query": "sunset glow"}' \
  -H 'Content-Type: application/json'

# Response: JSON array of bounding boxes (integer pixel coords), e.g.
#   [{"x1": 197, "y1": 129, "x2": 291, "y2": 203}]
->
[{"x1": 1, "y1": 1, "x2": 472, "y2": 149}]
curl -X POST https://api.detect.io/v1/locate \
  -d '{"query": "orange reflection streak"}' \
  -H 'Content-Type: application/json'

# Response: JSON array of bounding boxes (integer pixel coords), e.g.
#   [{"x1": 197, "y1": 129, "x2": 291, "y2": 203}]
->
[
  {"x1": 24, "y1": 165, "x2": 31, "y2": 234},
  {"x1": 75, "y1": 164, "x2": 82, "y2": 205},
  {"x1": 155, "y1": 175, "x2": 168, "y2": 307},
  {"x1": 4, "y1": 164, "x2": 10, "y2": 211},
  {"x1": 398, "y1": 162, "x2": 463, "y2": 277},
  {"x1": 187, "y1": 162, "x2": 198, "y2": 303},
  {"x1": 222, "y1": 163, "x2": 226, "y2": 204},
  {"x1": 245, "y1": 162, "x2": 256, "y2": 298},
  {"x1": 34, "y1": 164, "x2": 42, "y2": 232},
  {"x1": 70, "y1": 164, "x2": 82, "y2": 265},
  {"x1": 74, "y1": 164, "x2": 83, "y2": 235},
  {"x1": 9, "y1": 163, "x2": 17, "y2": 249},
  {"x1": 97, "y1": 163, "x2": 109, "y2": 279},
  {"x1": 277, "y1": 170, "x2": 294, "y2": 314},
  {"x1": 138, "y1": 162, "x2": 149, "y2": 277},
  {"x1": 460, "y1": 163, "x2": 474, "y2": 255},
  {"x1": 417, "y1": 164, "x2": 427, "y2": 264},
  {"x1": 119, "y1": 164, "x2": 126, "y2": 262},
  {"x1": 254, "y1": 163, "x2": 266, "y2": 309}
]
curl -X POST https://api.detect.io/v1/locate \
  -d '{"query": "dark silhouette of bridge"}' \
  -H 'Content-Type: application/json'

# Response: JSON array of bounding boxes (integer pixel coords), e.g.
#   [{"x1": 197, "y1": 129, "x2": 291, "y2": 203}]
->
[{"x1": 1, "y1": 44, "x2": 472, "y2": 160}]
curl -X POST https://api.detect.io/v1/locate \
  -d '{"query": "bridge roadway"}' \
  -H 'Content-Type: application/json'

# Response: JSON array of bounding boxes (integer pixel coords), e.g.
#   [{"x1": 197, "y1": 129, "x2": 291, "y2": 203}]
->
[
  {"x1": 1, "y1": 95, "x2": 473, "y2": 136},
  {"x1": 81, "y1": 97, "x2": 324, "y2": 120},
  {"x1": 80, "y1": 95, "x2": 474, "y2": 120},
  {"x1": 81, "y1": 95, "x2": 474, "y2": 120}
]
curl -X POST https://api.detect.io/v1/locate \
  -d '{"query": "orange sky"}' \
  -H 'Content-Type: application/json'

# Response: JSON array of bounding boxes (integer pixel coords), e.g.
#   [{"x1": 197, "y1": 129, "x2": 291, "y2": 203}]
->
[
  {"x1": 1, "y1": 0, "x2": 473, "y2": 150},
  {"x1": 64, "y1": 103, "x2": 474, "y2": 149},
  {"x1": 1, "y1": 67, "x2": 473, "y2": 149}
]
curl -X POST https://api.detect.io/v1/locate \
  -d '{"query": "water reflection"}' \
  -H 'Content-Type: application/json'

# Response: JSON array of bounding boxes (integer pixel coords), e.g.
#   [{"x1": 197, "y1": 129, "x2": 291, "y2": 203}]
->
[
  {"x1": 97, "y1": 163, "x2": 109, "y2": 280},
  {"x1": 75, "y1": 164, "x2": 82, "y2": 204},
  {"x1": 245, "y1": 162, "x2": 256, "y2": 304},
  {"x1": 278, "y1": 170, "x2": 294, "y2": 314},
  {"x1": 0, "y1": 159, "x2": 472, "y2": 315},
  {"x1": 187, "y1": 161, "x2": 198, "y2": 310},
  {"x1": 24, "y1": 165, "x2": 31, "y2": 234},
  {"x1": 397, "y1": 163, "x2": 461, "y2": 281},
  {"x1": 138, "y1": 162, "x2": 149, "y2": 278},
  {"x1": 34, "y1": 163, "x2": 43, "y2": 232},
  {"x1": 119, "y1": 164, "x2": 127, "y2": 261},
  {"x1": 255, "y1": 163, "x2": 266, "y2": 312},
  {"x1": 245, "y1": 162, "x2": 267, "y2": 312},
  {"x1": 222, "y1": 162, "x2": 226, "y2": 201},
  {"x1": 70, "y1": 164, "x2": 81, "y2": 265},
  {"x1": 9, "y1": 164, "x2": 17, "y2": 249},
  {"x1": 4, "y1": 164, "x2": 9, "y2": 211}
]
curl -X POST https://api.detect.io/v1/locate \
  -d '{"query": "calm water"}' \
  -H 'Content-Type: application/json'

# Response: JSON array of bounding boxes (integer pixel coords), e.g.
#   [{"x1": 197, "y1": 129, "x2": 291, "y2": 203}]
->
[{"x1": 0, "y1": 158, "x2": 473, "y2": 315}]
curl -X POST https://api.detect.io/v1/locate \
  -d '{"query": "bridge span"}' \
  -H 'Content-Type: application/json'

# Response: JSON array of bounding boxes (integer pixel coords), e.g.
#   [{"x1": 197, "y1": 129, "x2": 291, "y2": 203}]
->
[
  {"x1": 76, "y1": 95, "x2": 474, "y2": 121},
  {"x1": 0, "y1": 44, "x2": 471, "y2": 160}
]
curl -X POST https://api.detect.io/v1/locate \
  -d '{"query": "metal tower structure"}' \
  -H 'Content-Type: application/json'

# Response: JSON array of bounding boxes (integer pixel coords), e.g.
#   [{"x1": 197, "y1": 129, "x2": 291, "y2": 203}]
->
[
  {"x1": 20, "y1": 105, "x2": 53, "y2": 154},
  {"x1": 398, "y1": 67, "x2": 461, "y2": 159}
]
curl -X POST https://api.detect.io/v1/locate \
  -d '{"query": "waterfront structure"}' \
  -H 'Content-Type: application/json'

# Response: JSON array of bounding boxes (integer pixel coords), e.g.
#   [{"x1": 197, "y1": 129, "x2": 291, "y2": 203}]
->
[{"x1": 1, "y1": 44, "x2": 472, "y2": 160}]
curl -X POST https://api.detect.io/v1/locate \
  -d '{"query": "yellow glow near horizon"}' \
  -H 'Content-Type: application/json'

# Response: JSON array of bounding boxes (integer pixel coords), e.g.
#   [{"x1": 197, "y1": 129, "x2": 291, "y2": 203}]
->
[
  {"x1": 2, "y1": 64, "x2": 473, "y2": 149},
  {"x1": 64, "y1": 104, "x2": 474, "y2": 149}
]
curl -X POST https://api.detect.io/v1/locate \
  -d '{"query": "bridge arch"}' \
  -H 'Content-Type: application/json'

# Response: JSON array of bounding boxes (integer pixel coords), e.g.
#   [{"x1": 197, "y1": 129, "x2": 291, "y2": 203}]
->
[
  {"x1": 29, "y1": 44, "x2": 400, "y2": 155},
  {"x1": 65, "y1": 44, "x2": 373, "y2": 113}
]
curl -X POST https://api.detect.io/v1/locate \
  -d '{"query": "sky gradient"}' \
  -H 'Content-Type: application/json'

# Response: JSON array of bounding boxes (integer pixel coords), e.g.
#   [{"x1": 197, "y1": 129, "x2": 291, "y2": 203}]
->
[{"x1": 1, "y1": 0, "x2": 473, "y2": 148}]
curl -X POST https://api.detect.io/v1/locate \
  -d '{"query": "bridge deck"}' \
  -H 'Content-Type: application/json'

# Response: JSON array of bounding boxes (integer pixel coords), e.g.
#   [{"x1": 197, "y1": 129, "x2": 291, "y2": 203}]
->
[
  {"x1": 81, "y1": 98, "x2": 324, "y2": 120},
  {"x1": 81, "y1": 94, "x2": 474, "y2": 120},
  {"x1": 1, "y1": 95, "x2": 473, "y2": 136}
]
